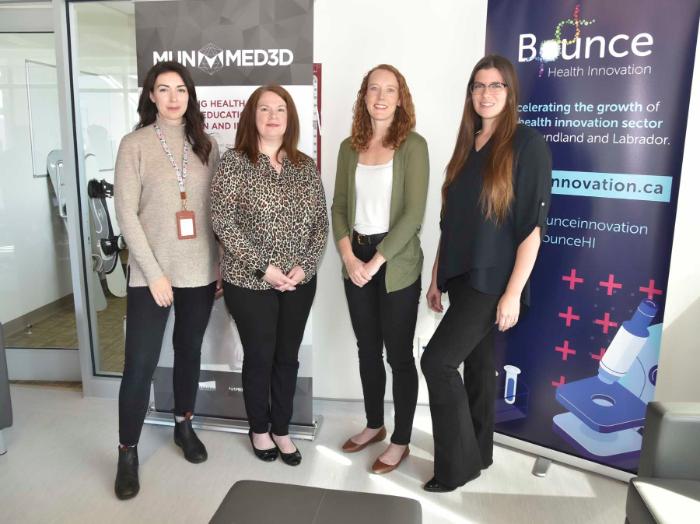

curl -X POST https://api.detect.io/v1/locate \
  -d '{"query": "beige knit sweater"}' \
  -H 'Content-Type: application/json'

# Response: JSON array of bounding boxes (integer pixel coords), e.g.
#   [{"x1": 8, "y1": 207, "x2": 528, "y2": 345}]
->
[{"x1": 114, "y1": 117, "x2": 220, "y2": 288}]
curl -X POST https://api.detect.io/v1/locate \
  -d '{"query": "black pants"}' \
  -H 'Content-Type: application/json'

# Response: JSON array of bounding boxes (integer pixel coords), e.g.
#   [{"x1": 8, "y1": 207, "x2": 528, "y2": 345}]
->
[
  {"x1": 420, "y1": 276, "x2": 499, "y2": 488},
  {"x1": 223, "y1": 277, "x2": 316, "y2": 436},
  {"x1": 118, "y1": 281, "x2": 216, "y2": 446},
  {"x1": 344, "y1": 239, "x2": 420, "y2": 445}
]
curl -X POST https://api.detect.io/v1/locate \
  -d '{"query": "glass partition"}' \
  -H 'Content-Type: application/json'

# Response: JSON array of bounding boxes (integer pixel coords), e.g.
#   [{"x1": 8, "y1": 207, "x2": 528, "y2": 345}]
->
[
  {"x1": 0, "y1": 33, "x2": 79, "y2": 352},
  {"x1": 70, "y1": 1, "x2": 138, "y2": 374}
]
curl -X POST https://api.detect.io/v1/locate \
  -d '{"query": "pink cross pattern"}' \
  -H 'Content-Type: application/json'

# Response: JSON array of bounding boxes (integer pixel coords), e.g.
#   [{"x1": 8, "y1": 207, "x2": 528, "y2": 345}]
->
[
  {"x1": 599, "y1": 274, "x2": 622, "y2": 296},
  {"x1": 551, "y1": 376, "x2": 566, "y2": 387},
  {"x1": 594, "y1": 312, "x2": 619, "y2": 334},
  {"x1": 555, "y1": 340, "x2": 577, "y2": 361},
  {"x1": 562, "y1": 269, "x2": 584, "y2": 290},
  {"x1": 639, "y1": 279, "x2": 663, "y2": 300},
  {"x1": 558, "y1": 306, "x2": 581, "y2": 327},
  {"x1": 590, "y1": 347, "x2": 607, "y2": 361}
]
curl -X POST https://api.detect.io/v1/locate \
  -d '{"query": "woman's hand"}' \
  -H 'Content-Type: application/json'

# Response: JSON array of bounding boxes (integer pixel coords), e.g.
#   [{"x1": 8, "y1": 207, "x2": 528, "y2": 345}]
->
[
  {"x1": 263, "y1": 264, "x2": 297, "y2": 292},
  {"x1": 286, "y1": 266, "x2": 306, "y2": 287},
  {"x1": 343, "y1": 254, "x2": 371, "y2": 287},
  {"x1": 149, "y1": 276, "x2": 173, "y2": 307},
  {"x1": 363, "y1": 252, "x2": 386, "y2": 279},
  {"x1": 426, "y1": 280, "x2": 443, "y2": 313},
  {"x1": 214, "y1": 263, "x2": 224, "y2": 299},
  {"x1": 496, "y1": 292, "x2": 520, "y2": 332}
]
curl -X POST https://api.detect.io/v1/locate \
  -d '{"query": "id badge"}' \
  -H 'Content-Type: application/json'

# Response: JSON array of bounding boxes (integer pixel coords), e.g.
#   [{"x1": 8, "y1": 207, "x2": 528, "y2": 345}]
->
[{"x1": 176, "y1": 210, "x2": 196, "y2": 240}]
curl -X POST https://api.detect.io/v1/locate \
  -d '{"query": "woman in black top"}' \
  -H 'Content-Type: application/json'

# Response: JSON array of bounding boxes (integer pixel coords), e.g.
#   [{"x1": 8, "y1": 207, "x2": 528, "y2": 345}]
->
[{"x1": 420, "y1": 55, "x2": 551, "y2": 492}]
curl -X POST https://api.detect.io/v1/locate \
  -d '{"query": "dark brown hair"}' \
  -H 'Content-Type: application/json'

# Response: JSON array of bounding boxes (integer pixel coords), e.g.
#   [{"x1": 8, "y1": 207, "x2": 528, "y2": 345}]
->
[
  {"x1": 443, "y1": 54, "x2": 520, "y2": 223},
  {"x1": 350, "y1": 64, "x2": 416, "y2": 151},
  {"x1": 234, "y1": 85, "x2": 308, "y2": 166},
  {"x1": 136, "y1": 61, "x2": 212, "y2": 165}
]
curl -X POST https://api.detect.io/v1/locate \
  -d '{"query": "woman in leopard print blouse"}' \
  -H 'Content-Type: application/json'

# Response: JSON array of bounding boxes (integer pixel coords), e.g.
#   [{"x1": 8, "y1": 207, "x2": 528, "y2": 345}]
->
[{"x1": 211, "y1": 85, "x2": 327, "y2": 466}]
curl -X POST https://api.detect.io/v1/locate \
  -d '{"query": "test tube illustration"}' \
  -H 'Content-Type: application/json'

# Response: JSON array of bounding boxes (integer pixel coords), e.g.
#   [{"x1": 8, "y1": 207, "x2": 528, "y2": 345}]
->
[
  {"x1": 503, "y1": 365, "x2": 521, "y2": 405},
  {"x1": 598, "y1": 299, "x2": 657, "y2": 384}
]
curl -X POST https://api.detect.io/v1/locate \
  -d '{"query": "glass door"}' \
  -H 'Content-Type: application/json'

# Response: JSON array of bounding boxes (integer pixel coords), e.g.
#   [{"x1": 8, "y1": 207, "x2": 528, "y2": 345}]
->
[
  {"x1": 67, "y1": 0, "x2": 138, "y2": 378},
  {"x1": 1, "y1": 1, "x2": 137, "y2": 391},
  {"x1": 0, "y1": 18, "x2": 82, "y2": 380}
]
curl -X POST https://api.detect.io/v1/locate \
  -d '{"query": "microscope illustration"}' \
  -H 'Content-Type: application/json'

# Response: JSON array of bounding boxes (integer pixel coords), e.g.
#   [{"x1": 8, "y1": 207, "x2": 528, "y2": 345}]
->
[{"x1": 553, "y1": 299, "x2": 658, "y2": 461}]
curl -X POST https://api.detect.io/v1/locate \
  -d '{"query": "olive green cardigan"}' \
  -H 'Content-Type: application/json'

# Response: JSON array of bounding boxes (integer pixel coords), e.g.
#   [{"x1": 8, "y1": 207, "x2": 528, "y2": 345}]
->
[{"x1": 331, "y1": 131, "x2": 429, "y2": 292}]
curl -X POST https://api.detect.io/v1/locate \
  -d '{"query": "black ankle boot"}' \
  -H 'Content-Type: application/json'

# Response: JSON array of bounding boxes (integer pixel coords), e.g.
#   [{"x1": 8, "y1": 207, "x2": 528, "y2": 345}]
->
[
  {"x1": 174, "y1": 416, "x2": 208, "y2": 463},
  {"x1": 115, "y1": 445, "x2": 139, "y2": 500}
]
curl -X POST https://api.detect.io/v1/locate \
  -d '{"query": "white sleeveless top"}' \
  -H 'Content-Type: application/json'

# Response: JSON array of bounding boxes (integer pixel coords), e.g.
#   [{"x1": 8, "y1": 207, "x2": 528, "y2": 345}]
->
[{"x1": 353, "y1": 160, "x2": 393, "y2": 235}]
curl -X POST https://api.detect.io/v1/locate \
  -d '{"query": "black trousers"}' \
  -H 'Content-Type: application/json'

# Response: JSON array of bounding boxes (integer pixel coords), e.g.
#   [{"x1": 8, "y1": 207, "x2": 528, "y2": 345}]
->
[
  {"x1": 344, "y1": 239, "x2": 420, "y2": 445},
  {"x1": 118, "y1": 281, "x2": 216, "y2": 446},
  {"x1": 223, "y1": 277, "x2": 316, "y2": 436},
  {"x1": 420, "y1": 276, "x2": 499, "y2": 488}
]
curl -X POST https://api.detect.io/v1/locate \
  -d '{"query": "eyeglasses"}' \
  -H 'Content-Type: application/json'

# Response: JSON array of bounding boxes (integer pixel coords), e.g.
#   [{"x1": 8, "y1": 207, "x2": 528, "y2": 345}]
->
[{"x1": 470, "y1": 82, "x2": 508, "y2": 94}]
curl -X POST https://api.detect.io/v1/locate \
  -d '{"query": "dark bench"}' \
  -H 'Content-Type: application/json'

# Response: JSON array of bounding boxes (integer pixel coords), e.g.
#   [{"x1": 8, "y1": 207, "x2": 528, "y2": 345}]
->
[
  {"x1": 626, "y1": 402, "x2": 700, "y2": 523},
  {"x1": 210, "y1": 480, "x2": 422, "y2": 524}
]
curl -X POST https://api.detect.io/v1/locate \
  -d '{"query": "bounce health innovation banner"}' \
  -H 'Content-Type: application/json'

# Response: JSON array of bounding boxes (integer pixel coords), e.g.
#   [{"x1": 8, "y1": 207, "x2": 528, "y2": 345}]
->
[
  {"x1": 486, "y1": 0, "x2": 699, "y2": 472},
  {"x1": 135, "y1": 0, "x2": 317, "y2": 429}
]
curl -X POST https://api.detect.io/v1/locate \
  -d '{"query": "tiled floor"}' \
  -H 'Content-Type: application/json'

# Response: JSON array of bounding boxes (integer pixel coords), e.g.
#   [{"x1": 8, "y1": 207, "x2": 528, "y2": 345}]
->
[
  {"x1": 0, "y1": 384, "x2": 629, "y2": 524},
  {"x1": 5, "y1": 294, "x2": 126, "y2": 373}
]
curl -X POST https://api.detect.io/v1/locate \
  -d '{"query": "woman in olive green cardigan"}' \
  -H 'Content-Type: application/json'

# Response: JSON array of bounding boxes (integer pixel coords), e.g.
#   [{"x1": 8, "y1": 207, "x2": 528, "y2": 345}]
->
[{"x1": 331, "y1": 64, "x2": 429, "y2": 474}]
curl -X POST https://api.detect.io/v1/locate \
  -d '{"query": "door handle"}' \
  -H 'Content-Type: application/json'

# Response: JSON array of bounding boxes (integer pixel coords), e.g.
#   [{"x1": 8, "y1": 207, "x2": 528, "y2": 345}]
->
[
  {"x1": 56, "y1": 160, "x2": 68, "y2": 218},
  {"x1": 46, "y1": 149, "x2": 67, "y2": 219}
]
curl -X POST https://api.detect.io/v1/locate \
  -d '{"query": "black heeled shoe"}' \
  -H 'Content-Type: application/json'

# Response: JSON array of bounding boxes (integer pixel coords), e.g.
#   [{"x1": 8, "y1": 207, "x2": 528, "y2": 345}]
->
[
  {"x1": 423, "y1": 477, "x2": 456, "y2": 493},
  {"x1": 272, "y1": 434, "x2": 302, "y2": 466},
  {"x1": 174, "y1": 415, "x2": 208, "y2": 464},
  {"x1": 248, "y1": 430, "x2": 278, "y2": 462},
  {"x1": 115, "y1": 445, "x2": 140, "y2": 500}
]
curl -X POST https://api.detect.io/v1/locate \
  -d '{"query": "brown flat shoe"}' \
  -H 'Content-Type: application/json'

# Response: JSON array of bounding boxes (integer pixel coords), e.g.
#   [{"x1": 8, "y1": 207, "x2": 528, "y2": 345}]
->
[
  {"x1": 371, "y1": 446, "x2": 410, "y2": 474},
  {"x1": 341, "y1": 426, "x2": 387, "y2": 453}
]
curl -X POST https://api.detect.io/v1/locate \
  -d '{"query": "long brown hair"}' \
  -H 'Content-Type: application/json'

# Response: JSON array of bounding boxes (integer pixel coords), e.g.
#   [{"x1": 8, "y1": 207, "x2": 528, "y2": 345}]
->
[
  {"x1": 442, "y1": 55, "x2": 519, "y2": 224},
  {"x1": 136, "y1": 61, "x2": 212, "y2": 165},
  {"x1": 235, "y1": 85, "x2": 308, "y2": 166},
  {"x1": 350, "y1": 64, "x2": 416, "y2": 151}
]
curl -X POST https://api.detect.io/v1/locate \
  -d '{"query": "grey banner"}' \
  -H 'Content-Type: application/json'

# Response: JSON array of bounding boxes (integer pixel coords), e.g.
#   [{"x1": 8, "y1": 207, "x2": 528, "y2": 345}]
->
[
  {"x1": 135, "y1": 0, "x2": 313, "y2": 86},
  {"x1": 153, "y1": 367, "x2": 314, "y2": 426}
]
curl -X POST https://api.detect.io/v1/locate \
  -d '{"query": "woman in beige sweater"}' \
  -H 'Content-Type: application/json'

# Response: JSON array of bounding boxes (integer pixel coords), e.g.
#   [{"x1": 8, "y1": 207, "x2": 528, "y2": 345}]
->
[{"x1": 113, "y1": 61, "x2": 220, "y2": 500}]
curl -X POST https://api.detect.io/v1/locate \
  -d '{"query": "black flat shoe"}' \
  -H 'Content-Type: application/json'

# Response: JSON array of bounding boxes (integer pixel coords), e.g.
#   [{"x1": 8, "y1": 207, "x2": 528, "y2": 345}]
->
[
  {"x1": 174, "y1": 416, "x2": 208, "y2": 464},
  {"x1": 115, "y1": 445, "x2": 140, "y2": 500},
  {"x1": 248, "y1": 430, "x2": 278, "y2": 462},
  {"x1": 272, "y1": 436, "x2": 302, "y2": 466},
  {"x1": 423, "y1": 477, "x2": 456, "y2": 493}
]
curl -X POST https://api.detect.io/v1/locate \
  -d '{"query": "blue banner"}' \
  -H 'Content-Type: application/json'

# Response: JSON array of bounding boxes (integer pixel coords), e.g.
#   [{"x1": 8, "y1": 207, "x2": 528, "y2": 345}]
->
[{"x1": 486, "y1": 0, "x2": 699, "y2": 472}]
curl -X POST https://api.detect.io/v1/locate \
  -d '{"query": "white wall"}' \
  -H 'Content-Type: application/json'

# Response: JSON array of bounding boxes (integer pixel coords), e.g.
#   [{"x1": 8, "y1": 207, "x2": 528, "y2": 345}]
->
[
  {"x1": 312, "y1": 0, "x2": 488, "y2": 399},
  {"x1": 312, "y1": 0, "x2": 700, "y2": 402},
  {"x1": 655, "y1": 28, "x2": 700, "y2": 403}
]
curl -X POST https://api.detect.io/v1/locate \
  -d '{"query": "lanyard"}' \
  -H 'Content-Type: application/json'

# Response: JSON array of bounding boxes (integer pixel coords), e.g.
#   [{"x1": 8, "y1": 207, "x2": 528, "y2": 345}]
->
[{"x1": 154, "y1": 123, "x2": 190, "y2": 209}]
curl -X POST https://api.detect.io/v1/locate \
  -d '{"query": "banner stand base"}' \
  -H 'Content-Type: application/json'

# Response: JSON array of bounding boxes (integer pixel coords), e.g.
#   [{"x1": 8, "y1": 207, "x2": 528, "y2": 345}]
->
[
  {"x1": 494, "y1": 433, "x2": 633, "y2": 482},
  {"x1": 532, "y1": 456, "x2": 552, "y2": 477},
  {"x1": 144, "y1": 404, "x2": 321, "y2": 441}
]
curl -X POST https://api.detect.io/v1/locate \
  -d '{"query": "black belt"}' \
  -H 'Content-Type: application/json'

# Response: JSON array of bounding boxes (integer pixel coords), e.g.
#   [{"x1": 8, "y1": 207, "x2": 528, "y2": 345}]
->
[{"x1": 352, "y1": 230, "x2": 387, "y2": 246}]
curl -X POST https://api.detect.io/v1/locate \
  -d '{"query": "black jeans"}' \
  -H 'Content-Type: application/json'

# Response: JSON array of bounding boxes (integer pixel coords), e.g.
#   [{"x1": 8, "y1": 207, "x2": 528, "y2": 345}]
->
[
  {"x1": 343, "y1": 238, "x2": 420, "y2": 445},
  {"x1": 118, "y1": 281, "x2": 216, "y2": 446},
  {"x1": 223, "y1": 277, "x2": 316, "y2": 436},
  {"x1": 420, "y1": 275, "x2": 499, "y2": 488}
]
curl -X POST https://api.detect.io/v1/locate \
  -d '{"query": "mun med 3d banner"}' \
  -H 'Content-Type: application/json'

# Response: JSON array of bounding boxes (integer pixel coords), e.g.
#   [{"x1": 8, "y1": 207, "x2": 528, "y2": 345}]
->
[
  {"x1": 134, "y1": 0, "x2": 316, "y2": 428},
  {"x1": 486, "y1": 0, "x2": 699, "y2": 472}
]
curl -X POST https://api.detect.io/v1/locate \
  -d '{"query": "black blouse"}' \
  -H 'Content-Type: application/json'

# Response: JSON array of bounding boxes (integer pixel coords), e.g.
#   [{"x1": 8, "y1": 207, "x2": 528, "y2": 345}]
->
[{"x1": 437, "y1": 125, "x2": 552, "y2": 306}]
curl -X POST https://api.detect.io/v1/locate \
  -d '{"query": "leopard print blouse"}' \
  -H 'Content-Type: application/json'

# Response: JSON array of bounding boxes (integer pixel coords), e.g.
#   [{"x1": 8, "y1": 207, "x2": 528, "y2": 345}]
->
[{"x1": 211, "y1": 149, "x2": 328, "y2": 290}]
